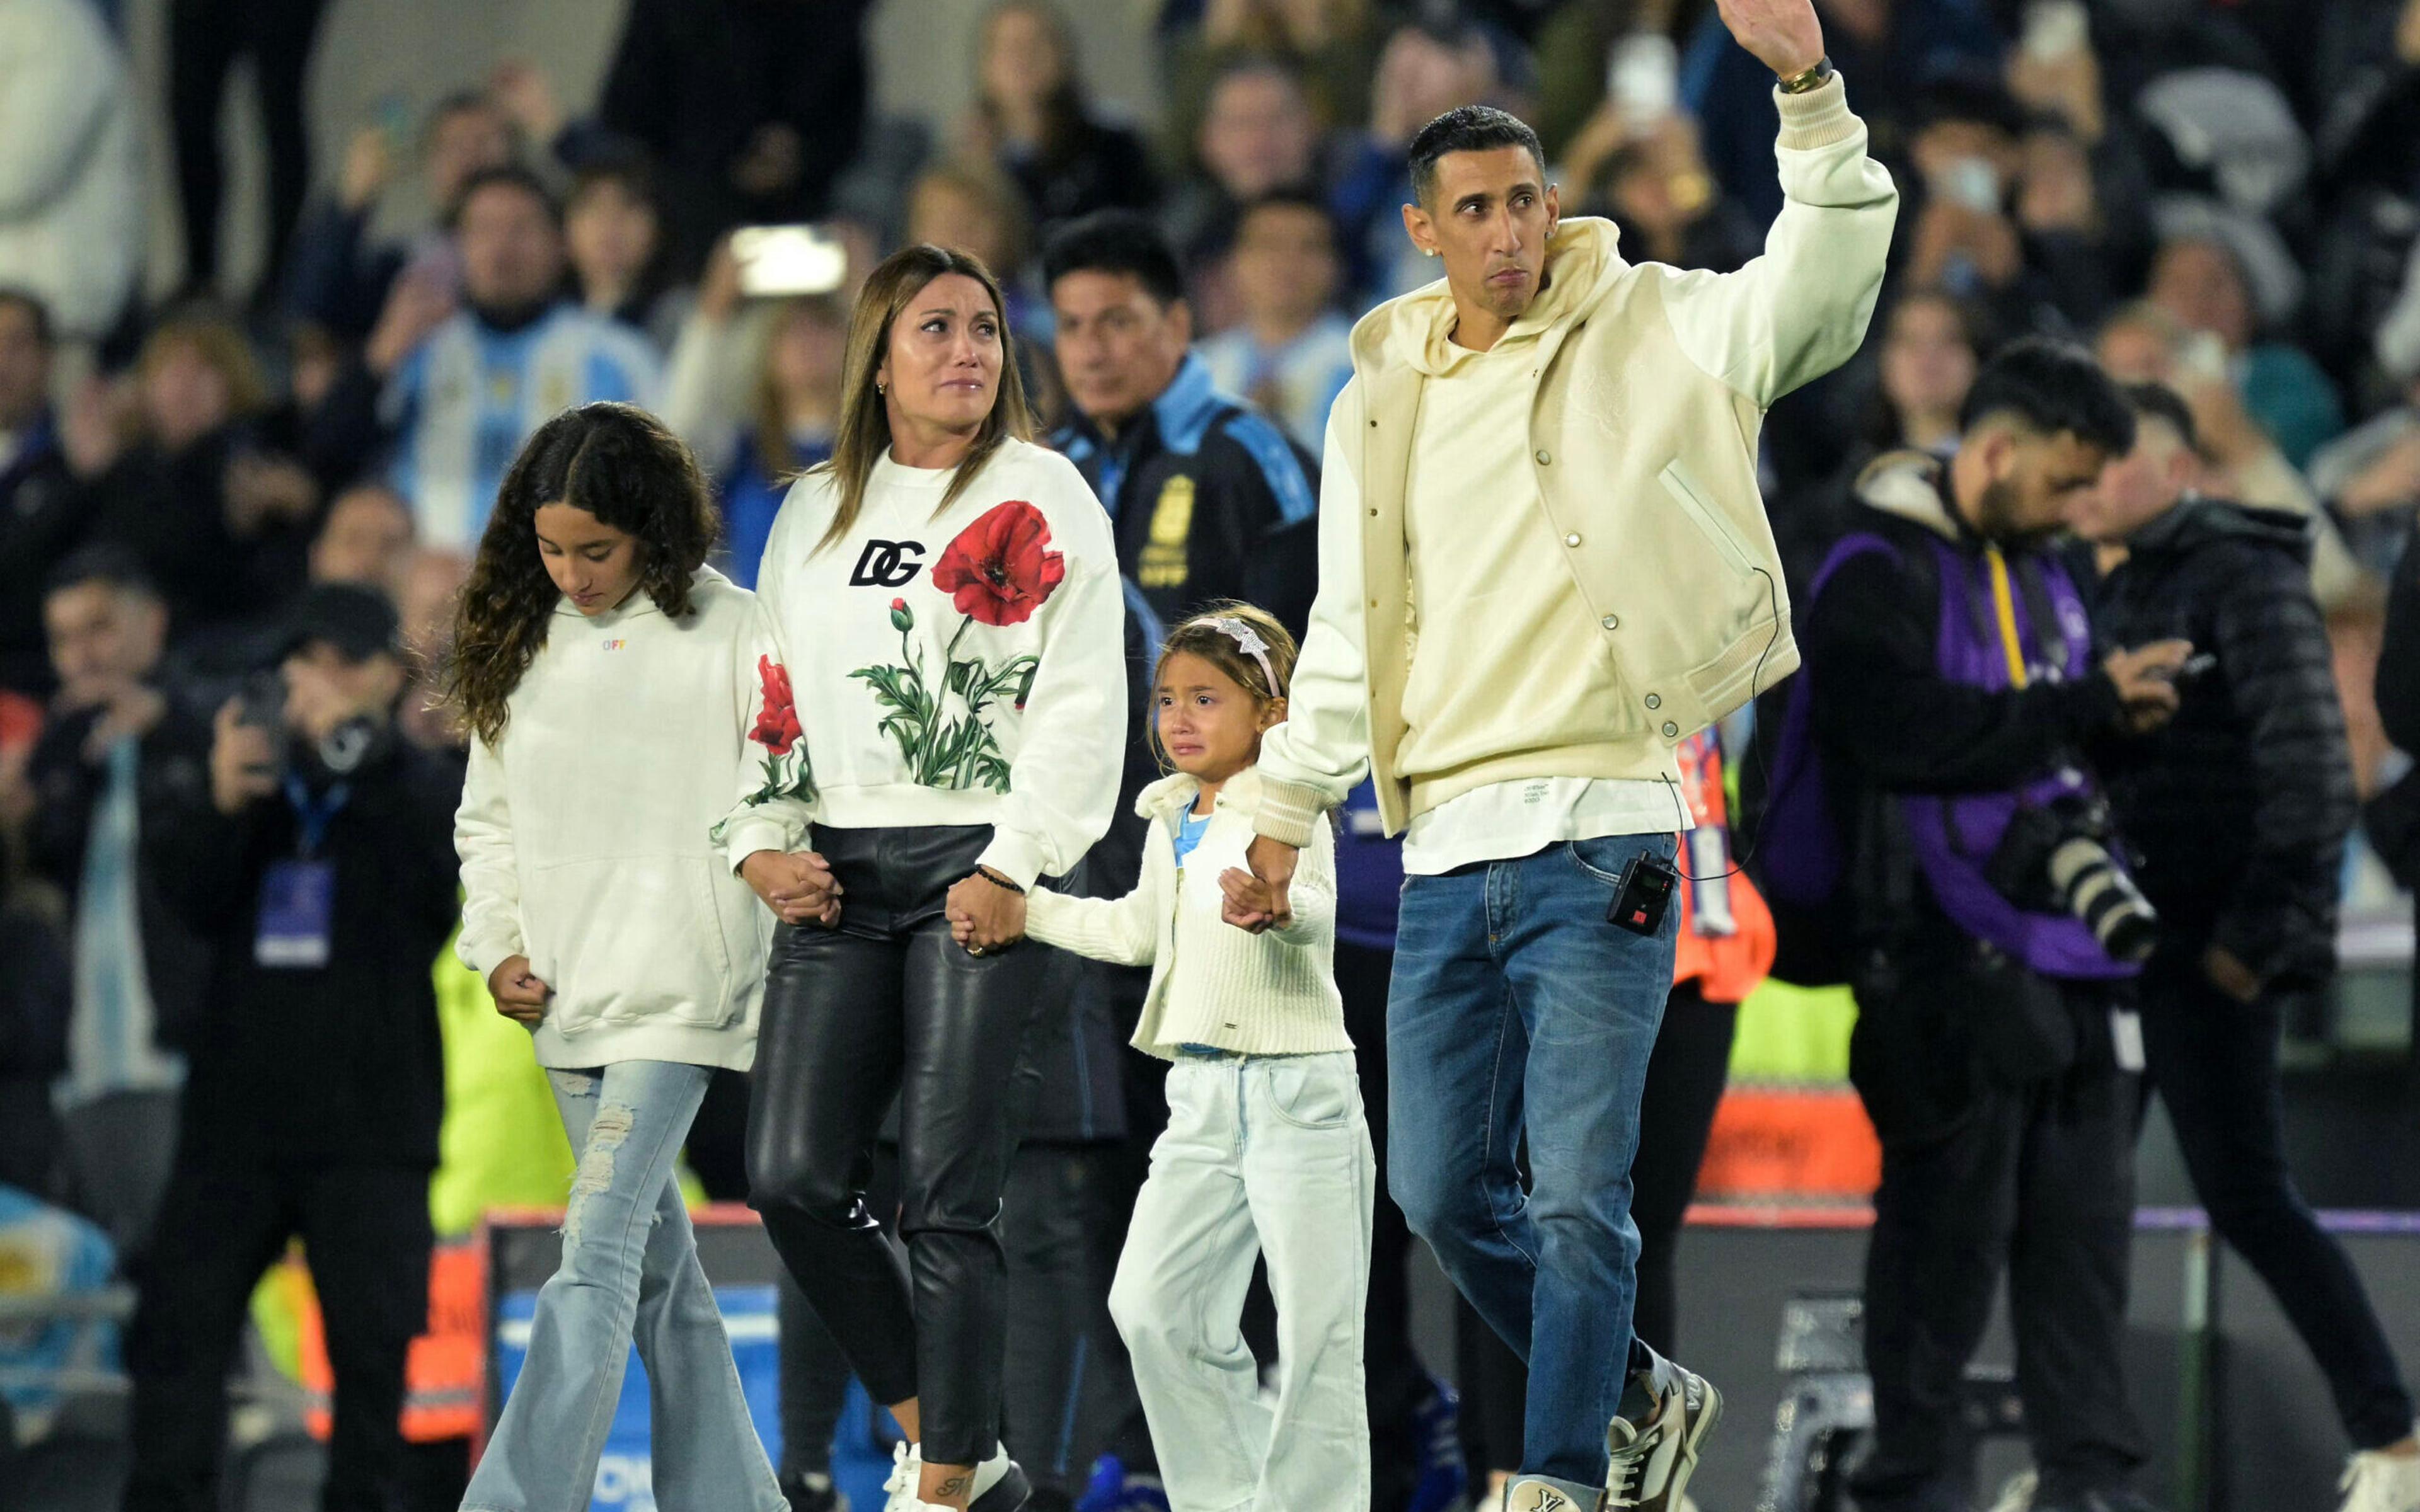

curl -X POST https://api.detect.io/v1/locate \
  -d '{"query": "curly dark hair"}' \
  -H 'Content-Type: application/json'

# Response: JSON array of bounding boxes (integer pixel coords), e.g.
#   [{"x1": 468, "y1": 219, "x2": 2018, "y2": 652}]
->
[{"x1": 444, "y1": 402, "x2": 719, "y2": 745}]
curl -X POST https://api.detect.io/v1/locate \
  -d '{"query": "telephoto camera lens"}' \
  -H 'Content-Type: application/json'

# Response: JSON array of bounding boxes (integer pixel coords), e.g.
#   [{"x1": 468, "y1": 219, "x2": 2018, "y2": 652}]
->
[{"x1": 2048, "y1": 837, "x2": 2159, "y2": 963}]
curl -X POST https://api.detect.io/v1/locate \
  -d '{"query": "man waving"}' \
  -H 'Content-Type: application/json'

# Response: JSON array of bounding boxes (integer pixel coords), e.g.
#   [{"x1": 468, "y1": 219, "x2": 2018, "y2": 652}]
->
[{"x1": 1221, "y1": 0, "x2": 1896, "y2": 1506}]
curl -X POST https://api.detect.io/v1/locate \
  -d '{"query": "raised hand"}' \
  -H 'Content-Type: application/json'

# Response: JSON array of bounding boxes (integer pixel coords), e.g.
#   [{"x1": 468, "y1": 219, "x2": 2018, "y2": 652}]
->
[
  {"x1": 208, "y1": 698, "x2": 280, "y2": 815},
  {"x1": 339, "y1": 126, "x2": 393, "y2": 214},
  {"x1": 1714, "y1": 0, "x2": 1825, "y2": 78},
  {"x1": 366, "y1": 266, "x2": 457, "y2": 378}
]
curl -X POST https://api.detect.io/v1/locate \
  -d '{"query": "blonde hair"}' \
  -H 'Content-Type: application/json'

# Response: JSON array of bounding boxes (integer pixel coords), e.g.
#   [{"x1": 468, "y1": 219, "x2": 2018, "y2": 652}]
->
[
  {"x1": 137, "y1": 315, "x2": 268, "y2": 419},
  {"x1": 755, "y1": 293, "x2": 845, "y2": 484},
  {"x1": 1148, "y1": 602, "x2": 1298, "y2": 769},
  {"x1": 810, "y1": 243, "x2": 1034, "y2": 553}
]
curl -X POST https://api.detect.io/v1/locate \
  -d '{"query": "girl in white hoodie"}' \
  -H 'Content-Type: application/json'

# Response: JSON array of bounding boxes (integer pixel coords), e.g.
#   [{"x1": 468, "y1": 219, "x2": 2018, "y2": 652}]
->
[
  {"x1": 449, "y1": 403, "x2": 800, "y2": 1512},
  {"x1": 1005, "y1": 604, "x2": 1373, "y2": 1512}
]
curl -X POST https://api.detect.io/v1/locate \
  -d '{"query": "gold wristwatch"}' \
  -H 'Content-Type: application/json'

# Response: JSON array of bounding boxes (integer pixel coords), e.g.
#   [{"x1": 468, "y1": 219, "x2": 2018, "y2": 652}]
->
[{"x1": 1778, "y1": 57, "x2": 1835, "y2": 93}]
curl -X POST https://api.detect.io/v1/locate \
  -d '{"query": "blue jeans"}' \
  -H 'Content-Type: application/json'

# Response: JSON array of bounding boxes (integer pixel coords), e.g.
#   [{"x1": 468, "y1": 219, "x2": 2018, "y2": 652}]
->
[
  {"x1": 1387, "y1": 833, "x2": 1681, "y2": 1490},
  {"x1": 463, "y1": 1060, "x2": 784, "y2": 1512}
]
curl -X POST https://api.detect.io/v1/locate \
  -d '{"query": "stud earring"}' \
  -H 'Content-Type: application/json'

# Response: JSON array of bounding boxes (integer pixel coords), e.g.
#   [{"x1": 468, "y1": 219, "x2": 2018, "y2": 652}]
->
[{"x1": 876, "y1": 381, "x2": 886, "y2": 394}]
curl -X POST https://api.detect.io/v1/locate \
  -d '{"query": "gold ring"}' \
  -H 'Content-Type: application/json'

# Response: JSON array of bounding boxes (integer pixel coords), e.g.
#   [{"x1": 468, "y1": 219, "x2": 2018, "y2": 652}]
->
[{"x1": 969, "y1": 945, "x2": 988, "y2": 957}]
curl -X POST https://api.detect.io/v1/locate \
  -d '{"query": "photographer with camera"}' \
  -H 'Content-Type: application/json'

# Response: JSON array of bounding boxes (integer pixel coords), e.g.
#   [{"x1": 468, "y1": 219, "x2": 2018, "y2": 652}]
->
[
  {"x1": 2071, "y1": 384, "x2": 2420, "y2": 1507},
  {"x1": 122, "y1": 582, "x2": 459, "y2": 1512},
  {"x1": 1783, "y1": 340, "x2": 2188, "y2": 1512}
]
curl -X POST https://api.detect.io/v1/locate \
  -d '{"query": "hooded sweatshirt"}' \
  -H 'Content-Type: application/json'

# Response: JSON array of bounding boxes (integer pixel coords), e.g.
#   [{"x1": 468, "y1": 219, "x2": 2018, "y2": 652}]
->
[
  {"x1": 1393, "y1": 231, "x2": 1692, "y2": 869},
  {"x1": 1248, "y1": 73, "x2": 1899, "y2": 848},
  {"x1": 455, "y1": 568, "x2": 785, "y2": 1072}
]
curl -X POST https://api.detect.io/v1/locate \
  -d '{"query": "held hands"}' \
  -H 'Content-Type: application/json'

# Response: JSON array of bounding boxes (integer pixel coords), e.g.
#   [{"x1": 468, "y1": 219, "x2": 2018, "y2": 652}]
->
[
  {"x1": 947, "y1": 869, "x2": 1027, "y2": 954},
  {"x1": 488, "y1": 954, "x2": 552, "y2": 1026},
  {"x1": 741, "y1": 850, "x2": 843, "y2": 927},
  {"x1": 1222, "y1": 836, "x2": 1299, "y2": 934},
  {"x1": 1715, "y1": 0, "x2": 1825, "y2": 79},
  {"x1": 2102, "y1": 639, "x2": 2194, "y2": 735}
]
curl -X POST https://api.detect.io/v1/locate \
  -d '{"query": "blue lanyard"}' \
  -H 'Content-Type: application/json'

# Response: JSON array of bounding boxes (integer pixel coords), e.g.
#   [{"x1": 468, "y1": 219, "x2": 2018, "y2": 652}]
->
[{"x1": 282, "y1": 773, "x2": 352, "y2": 858}]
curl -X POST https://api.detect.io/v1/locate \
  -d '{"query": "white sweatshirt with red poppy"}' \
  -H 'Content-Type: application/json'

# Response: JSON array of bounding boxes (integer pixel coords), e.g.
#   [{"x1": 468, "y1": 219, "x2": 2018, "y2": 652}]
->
[
  {"x1": 456, "y1": 568, "x2": 790, "y2": 1071},
  {"x1": 717, "y1": 438, "x2": 1127, "y2": 890}
]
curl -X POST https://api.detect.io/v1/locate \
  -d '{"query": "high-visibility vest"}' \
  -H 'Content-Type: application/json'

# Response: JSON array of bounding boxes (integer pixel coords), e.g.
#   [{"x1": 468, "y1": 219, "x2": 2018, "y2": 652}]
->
[
  {"x1": 1669, "y1": 730, "x2": 1777, "y2": 1005},
  {"x1": 295, "y1": 1237, "x2": 485, "y2": 1443}
]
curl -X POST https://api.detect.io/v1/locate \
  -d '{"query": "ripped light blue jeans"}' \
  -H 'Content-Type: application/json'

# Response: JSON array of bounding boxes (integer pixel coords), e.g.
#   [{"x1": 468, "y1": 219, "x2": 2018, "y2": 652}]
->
[{"x1": 462, "y1": 1060, "x2": 784, "y2": 1512}]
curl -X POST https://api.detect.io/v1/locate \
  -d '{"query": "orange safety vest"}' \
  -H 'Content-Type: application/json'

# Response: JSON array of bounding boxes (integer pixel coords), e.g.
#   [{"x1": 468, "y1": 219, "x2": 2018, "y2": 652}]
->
[
  {"x1": 1669, "y1": 730, "x2": 1777, "y2": 1004},
  {"x1": 297, "y1": 1237, "x2": 485, "y2": 1443}
]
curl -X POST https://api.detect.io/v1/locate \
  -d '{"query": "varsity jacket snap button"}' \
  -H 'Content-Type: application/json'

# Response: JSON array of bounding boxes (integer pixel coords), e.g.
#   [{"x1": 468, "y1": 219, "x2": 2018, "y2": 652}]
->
[
  {"x1": 1564, "y1": 532, "x2": 1581, "y2": 547},
  {"x1": 1535, "y1": 449, "x2": 1552, "y2": 464},
  {"x1": 1662, "y1": 721, "x2": 1679, "y2": 738},
  {"x1": 1601, "y1": 614, "x2": 1619, "y2": 630},
  {"x1": 1644, "y1": 693, "x2": 1662, "y2": 709}
]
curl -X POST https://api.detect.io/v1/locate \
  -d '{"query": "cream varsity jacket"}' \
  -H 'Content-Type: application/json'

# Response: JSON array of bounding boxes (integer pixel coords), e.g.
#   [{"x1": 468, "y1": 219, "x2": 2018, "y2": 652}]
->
[{"x1": 1253, "y1": 74, "x2": 1898, "y2": 844}]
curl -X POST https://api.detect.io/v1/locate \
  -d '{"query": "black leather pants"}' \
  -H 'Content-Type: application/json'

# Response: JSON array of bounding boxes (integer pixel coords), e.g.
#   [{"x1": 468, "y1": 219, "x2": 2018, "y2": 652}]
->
[{"x1": 745, "y1": 825, "x2": 1050, "y2": 1467}]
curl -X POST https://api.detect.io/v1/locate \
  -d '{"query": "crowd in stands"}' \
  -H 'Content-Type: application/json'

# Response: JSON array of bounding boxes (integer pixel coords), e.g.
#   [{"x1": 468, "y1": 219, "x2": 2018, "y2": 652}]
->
[{"x1": 4, "y1": 0, "x2": 2420, "y2": 1506}]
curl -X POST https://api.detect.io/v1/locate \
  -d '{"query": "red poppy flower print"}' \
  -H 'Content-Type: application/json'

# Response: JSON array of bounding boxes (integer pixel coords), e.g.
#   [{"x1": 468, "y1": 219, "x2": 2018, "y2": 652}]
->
[
  {"x1": 750, "y1": 656, "x2": 802, "y2": 756},
  {"x1": 930, "y1": 501, "x2": 1066, "y2": 627}
]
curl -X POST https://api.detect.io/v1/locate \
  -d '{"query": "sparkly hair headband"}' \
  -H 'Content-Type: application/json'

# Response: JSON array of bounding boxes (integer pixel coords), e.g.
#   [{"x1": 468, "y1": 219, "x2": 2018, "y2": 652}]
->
[{"x1": 1206, "y1": 616, "x2": 1277, "y2": 697}]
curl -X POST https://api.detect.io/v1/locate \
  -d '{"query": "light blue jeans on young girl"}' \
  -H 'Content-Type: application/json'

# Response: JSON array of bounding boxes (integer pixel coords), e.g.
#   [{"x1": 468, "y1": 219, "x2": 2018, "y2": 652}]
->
[
  {"x1": 1109, "y1": 1048, "x2": 1375, "y2": 1512},
  {"x1": 462, "y1": 1060, "x2": 785, "y2": 1512}
]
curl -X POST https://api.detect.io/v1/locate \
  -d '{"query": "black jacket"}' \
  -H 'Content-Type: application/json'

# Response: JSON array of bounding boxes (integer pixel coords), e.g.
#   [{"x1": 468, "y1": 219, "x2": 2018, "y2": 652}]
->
[
  {"x1": 1037, "y1": 362, "x2": 1318, "y2": 1143},
  {"x1": 0, "y1": 418, "x2": 84, "y2": 697},
  {"x1": 1797, "y1": 465, "x2": 2124, "y2": 970},
  {"x1": 2090, "y1": 498, "x2": 2354, "y2": 986},
  {"x1": 1052, "y1": 353, "x2": 1320, "y2": 645},
  {"x1": 145, "y1": 734, "x2": 462, "y2": 1169},
  {"x1": 0, "y1": 898, "x2": 70, "y2": 1194},
  {"x1": 83, "y1": 428, "x2": 312, "y2": 639},
  {"x1": 26, "y1": 699, "x2": 217, "y2": 1056},
  {"x1": 570, "y1": 0, "x2": 871, "y2": 277},
  {"x1": 2377, "y1": 524, "x2": 2420, "y2": 755}
]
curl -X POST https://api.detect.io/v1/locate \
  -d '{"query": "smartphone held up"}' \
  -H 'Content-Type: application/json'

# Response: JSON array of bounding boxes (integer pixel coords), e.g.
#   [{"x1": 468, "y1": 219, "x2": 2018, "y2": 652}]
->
[{"x1": 730, "y1": 224, "x2": 850, "y2": 299}]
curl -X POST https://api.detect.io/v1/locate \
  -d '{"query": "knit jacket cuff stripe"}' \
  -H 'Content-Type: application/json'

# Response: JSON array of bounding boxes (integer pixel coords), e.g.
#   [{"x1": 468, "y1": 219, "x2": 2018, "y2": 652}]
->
[
  {"x1": 1253, "y1": 780, "x2": 1327, "y2": 848},
  {"x1": 1773, "y1": 72, "x2": 1857, "y2": 151}
]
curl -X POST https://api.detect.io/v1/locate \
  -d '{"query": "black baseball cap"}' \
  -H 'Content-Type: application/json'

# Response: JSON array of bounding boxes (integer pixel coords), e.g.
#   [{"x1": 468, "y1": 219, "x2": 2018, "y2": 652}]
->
[{"x1": 277, "y1": 582, "x2": 401, "y2": 664}]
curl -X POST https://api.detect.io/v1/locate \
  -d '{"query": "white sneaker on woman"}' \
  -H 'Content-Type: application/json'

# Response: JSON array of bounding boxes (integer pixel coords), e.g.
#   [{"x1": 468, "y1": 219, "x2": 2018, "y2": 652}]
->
[
  {"x1": 882, "y1": 1443, "x2": 924, "y2": 1512},
  {"x1": 881, "y1": 1442, "x2": 1033, "y2": 1512},
  {"x1": 2339, "y1": 1448, "x2": 2420, "y2": 1512}
]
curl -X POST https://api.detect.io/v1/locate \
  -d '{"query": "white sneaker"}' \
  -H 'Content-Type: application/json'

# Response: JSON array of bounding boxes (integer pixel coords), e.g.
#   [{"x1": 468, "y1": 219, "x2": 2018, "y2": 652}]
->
[
  {"x1": 2339, "y1": 1448, "x2": 2420, "y2": 1512},
  {"x1": 1988, "y1": 1469, "x2": 2039, "y2": 1512},
  {"x1": 1606, "y1": 1356, "x2": 1723, "y2": 1512},
  {"x1": 1503, "y1": 1480, "x2": 1588, "y2": 1512},
  {"x1": 881, "y1": 1442, "x2": 1033, "y2": 1512},
  {"x1": 882, "y1": 1443, "x2": 924, "y2": 1512}
]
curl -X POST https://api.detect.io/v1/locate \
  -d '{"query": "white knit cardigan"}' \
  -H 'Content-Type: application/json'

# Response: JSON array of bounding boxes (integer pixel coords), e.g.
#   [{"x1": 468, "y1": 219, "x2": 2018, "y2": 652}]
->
[{"x1": 1026, "y1": 767, "x2": 1351, "y2": 1060}]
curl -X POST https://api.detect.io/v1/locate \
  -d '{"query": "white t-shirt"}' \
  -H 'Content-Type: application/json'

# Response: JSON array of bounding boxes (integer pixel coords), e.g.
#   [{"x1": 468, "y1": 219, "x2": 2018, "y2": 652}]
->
[{"x1": 1402, "y1": 774, "x2": 1689, "y2": 875}]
